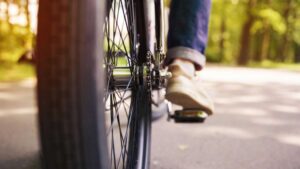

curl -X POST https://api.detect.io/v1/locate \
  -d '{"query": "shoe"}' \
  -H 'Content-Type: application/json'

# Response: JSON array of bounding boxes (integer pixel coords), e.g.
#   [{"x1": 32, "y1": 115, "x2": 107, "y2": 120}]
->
[{"x1": 165, "y1": 59, "x2": 214, "y2": 115}]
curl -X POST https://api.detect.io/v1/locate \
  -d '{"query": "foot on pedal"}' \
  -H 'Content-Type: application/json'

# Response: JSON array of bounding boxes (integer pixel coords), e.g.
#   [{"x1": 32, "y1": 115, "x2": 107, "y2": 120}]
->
[{"x1": 170, "y1": 109, "x2": 208, "y2": 123}]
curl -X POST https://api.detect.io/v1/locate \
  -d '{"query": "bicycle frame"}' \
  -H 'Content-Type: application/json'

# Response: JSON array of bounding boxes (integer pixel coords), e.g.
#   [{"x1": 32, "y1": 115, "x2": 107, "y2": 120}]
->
[
  {"x1": 144, "y1": 0, "x2": 165, "y2": 62},
  {"x1": 112, "y1": 0, "x2": 166, "y2": 89}
]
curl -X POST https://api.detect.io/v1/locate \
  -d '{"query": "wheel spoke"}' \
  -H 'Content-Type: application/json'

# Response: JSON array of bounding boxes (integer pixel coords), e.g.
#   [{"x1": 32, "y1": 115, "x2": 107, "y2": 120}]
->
[{"x1": 104, "y1": 0, "x2": 149, "y2": 168}]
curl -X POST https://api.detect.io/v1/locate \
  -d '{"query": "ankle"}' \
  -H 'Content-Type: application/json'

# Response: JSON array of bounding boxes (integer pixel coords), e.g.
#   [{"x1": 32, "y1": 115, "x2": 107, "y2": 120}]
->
[{"x1": 170, "y1": 59, "x2": 196, "y2": 77}]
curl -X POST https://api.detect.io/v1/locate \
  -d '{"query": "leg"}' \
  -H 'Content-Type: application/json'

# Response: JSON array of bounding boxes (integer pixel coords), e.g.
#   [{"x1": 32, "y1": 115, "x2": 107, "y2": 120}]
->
[
  {"x1": 165, "y1": 0, "x2": 214, "y2": 115},
  {"x1": 165, "y1": 0, "x2": 211, "y2": 70}
]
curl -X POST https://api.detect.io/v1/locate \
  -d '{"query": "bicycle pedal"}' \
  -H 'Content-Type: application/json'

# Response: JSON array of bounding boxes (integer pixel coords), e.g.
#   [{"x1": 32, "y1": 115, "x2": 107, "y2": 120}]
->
[{"x1": 169, "y1": 109, "x2": 208, "y2": 123}]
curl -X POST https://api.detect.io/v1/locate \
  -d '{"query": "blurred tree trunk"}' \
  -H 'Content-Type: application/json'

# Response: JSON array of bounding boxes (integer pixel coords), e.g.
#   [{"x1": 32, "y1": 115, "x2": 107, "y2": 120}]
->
[
  {"x1": 294, "y1": 43, "x2": 300, "y2": 63},
  {"x1": 4, "y1": 0, "x2": 13, "y2": 31},
  {"x1": 219, "y1": 0, "x2": 226, "y2": 61},
  {"x1": 293, "y1": 4, "x2": 300, "y2": 63},
  {"x1": 260, "y1": 22, "x2": 271, "y2": 60},
  {"x1": 277, "y1": 0, "x2": 293, "y2": 62},
  {"x1": 253, "y1": 32, "x2": 262, "y2": 61},
  {"x1": 259, "y1": 0, "x2": 272, "y2": 61},
  {"x1": 24, "y1": 0, "x2": 33, "y2": 49},
  {"x1": 219, "y1": 19, "x2": 226, "y2": 61},
  {"x1": 237, "y1": 0, "x2": 256, "y2": 65},
  {"x1": 25, "y1": 0, "x2": 31, "y2": 31}
]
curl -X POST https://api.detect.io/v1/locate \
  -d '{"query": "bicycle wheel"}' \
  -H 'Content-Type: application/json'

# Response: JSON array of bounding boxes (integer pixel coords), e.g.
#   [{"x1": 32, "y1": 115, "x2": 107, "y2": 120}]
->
[
  {"x1": 36, "y1": 0, "x2": 108, "y2": 169},
  {"x1": 104, "y1": 0, "x2": 152, "y2": 168}
]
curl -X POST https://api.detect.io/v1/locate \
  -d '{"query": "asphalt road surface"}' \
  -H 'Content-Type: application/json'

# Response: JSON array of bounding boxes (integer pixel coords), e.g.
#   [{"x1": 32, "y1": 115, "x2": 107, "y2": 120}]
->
[{"x1": 1, "y1": 67, "x2": 300, "y2": 169}]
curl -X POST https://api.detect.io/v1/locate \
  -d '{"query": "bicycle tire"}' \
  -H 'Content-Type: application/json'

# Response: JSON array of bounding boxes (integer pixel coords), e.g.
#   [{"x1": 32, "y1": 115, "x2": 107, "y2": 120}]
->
[
  {"x1": 37, "y1": 0, "x2": 152, "y2": 169},
  {"x1": 36, "y1": 0, "x2": 108, "y2": 169}
]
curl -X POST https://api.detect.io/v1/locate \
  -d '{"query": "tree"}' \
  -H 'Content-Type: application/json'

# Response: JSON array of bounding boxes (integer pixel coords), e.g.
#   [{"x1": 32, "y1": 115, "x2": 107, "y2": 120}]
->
[
  {"x1": 219, "y1": 0, "x2": 226, "y2": 61},
  {"x1": 259, "y1": 0, "x2": 272, "y2": 61},
  {"x1": 277, "y1": 0, "x2": 293, "y2": 61},
  {"x1": 293, "y1": 2, "x2": 300, "y2": 63},
  {"x1": 3, "y1": 0, "x2": 13, "y2": 31},
  {"x1": 237, "y1": 0, "x2": 257, "y2": 65},
  {"x1": 24, "y1": 0, "x2": 31, "y2": 31}
]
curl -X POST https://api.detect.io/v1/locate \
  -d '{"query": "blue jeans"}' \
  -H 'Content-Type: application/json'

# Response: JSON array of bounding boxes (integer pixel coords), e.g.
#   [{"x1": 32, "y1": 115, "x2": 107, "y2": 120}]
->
[{"x1": 164, "y1": 0, "x2": 211, "y2": 70}]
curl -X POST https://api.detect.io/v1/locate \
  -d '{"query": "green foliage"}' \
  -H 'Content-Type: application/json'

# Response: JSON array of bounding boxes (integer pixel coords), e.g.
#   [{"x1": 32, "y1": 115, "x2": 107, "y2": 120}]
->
[
  {"x1": 293, "y1": 10, "x2": 300, "y2": 45},
  {"x1": 205, "y1": 0, "x2": 300, "y2": 64},
  {"x1": 252, "y1": 8, "x2": 286, "y2": 34},
  {"x1": 0, "y1": 20, "x2": 33, "y2": 63},
  {"x1": 249, "y1": 60, "x2": 300, "y2": 71},
  {"x1": 206, "y1": 0, "x2": 246, "y2": 63},
  {"x1": 0, "y1": 62, "x2": 35, "y2": 81},
  {"x1": 1, "y1": 0, "x2": 300, "y2": 81}
]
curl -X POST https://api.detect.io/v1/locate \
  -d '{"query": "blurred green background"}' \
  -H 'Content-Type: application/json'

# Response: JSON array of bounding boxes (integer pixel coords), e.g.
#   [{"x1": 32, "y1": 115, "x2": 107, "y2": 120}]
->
[
  {"x1": 206, "y1": 0, "x2": 300, "y2": 67},
  {"x1": 1, "y1": 0, "x2": 300, "y2": 81},
  {"x1": 0, "y1": 0, "x2": 36, "y2": 81}
]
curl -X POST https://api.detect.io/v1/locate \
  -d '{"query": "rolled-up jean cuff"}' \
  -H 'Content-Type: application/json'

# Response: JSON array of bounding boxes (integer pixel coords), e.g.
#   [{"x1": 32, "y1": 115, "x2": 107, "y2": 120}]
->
[{"x1": 164, "y1": 46, "x2": 206, "y2": 70}]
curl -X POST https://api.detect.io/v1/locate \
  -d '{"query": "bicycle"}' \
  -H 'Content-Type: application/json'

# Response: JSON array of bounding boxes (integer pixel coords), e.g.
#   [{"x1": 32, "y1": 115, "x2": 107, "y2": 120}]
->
[{"x1": 36, "y1": 0, "x2": 206, "y2": 168}]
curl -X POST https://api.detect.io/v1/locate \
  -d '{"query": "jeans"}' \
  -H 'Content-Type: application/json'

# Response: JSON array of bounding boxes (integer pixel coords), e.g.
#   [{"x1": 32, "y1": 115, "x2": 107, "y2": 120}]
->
[{"x1": 164, "y1": 0, "x2": 211, "y2": 70}]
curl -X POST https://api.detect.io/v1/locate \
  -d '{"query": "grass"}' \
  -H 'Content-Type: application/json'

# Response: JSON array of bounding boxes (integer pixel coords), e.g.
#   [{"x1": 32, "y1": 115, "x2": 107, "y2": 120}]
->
[
  {"x1": 0, "y1": 62, "x2": 35, "y2": 82},
  {"x1": 207, "y1": 60, "x2": 300, "y2": 71},
  {"x1": 249, "y1": 60, "x2": 300, "y2": 71},
  {"x1": 1, "y1": 58, "x2": 299, "y2": 82},
  {"x1": 0, "y1": 55, "x2": 128, "y2": 82}
]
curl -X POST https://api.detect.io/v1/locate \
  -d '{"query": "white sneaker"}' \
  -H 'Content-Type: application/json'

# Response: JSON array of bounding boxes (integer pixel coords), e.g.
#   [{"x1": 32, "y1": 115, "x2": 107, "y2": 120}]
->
[{"x1": 165, "y1": 59, "x2": 214, "y2": 115}]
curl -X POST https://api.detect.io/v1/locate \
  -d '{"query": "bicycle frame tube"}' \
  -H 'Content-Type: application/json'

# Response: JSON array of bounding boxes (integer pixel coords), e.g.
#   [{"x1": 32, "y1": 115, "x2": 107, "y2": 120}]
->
[
  {"x1": 155, "y1": 0, "x2": 165, "y2": 52},
  {"x1": 143, "y1": 0, "x2": 156, "y2": 54},
  {"x1": 144, "y1": 0, "x2": 166, "y2": 69}
]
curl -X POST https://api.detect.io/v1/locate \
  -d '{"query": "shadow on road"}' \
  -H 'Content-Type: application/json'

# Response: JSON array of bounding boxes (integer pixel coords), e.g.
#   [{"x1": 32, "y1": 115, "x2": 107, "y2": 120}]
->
[
  {"x1": 1, "y1": 68, "x2": 300, "y2": 169},
  {"x1": 0, "y1": 153, "x2": 40, "y2": 169},
  {"x1": 152, "y1": 68, "x2": 300, "y2": 169}
]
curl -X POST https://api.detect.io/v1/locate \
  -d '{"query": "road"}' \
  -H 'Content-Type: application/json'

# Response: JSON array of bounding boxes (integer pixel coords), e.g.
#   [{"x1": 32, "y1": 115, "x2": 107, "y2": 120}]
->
[{"x1": 1, "y1": 67, "x2": 300, "y2": 169}]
